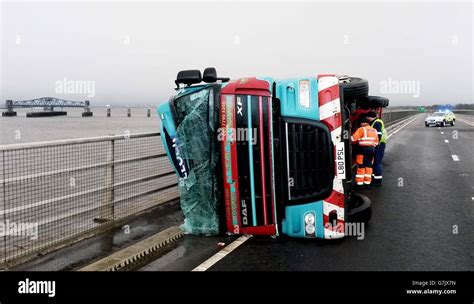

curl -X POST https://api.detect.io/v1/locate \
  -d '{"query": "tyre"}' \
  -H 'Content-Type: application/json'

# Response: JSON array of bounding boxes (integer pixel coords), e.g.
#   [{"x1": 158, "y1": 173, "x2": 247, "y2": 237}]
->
[
  {"x1": 365, "y1": 96, "x2": 390, "y2": 108},
  {"x1": 451, "y1": 120, "x2": 455, "y2": 126},
  {"x1": 347, "y1": 193, "x2": 372, "y2": 224},
  {"x1": 425, "y1": 123, "x2": 429, "y2": 127},
  {"x1": 441, "y1": 120, "x2": 446, "y2": 127},
  {"x1": 339, "y1": 77, "x2": 369, "y2": 101}
]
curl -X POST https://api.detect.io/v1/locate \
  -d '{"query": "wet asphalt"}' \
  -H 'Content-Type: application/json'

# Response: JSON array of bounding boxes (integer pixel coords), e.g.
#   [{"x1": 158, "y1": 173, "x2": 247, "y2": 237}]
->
[
  {"x1": 11, "y1": 200, "x2": 183, "y2": 271},
  {"x1": 140, "y1": 114, "x2": 474, "y2": 271}
]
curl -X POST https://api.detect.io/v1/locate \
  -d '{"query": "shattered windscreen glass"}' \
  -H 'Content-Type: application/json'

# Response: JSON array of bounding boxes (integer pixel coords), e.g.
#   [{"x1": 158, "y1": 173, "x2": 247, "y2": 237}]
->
[{"x1": 173, "y1": 87, "x2": 221, "y2": 235}]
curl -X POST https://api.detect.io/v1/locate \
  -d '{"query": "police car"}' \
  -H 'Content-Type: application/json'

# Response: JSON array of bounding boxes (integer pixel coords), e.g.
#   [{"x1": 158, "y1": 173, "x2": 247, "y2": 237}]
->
[{"x1": 425, "y1": 111, "x2": 455, "y2": 127}]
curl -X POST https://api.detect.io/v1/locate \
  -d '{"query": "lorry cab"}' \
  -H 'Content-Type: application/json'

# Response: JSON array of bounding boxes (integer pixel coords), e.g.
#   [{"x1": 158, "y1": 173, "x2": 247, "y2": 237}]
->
[{"x1": 158, "y1": 68, "x2": 379, "y2": 239}]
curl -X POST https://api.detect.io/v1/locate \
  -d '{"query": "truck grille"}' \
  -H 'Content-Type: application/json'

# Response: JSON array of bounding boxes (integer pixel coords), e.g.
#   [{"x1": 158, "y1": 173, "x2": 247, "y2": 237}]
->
[
  {"x1": 235, "y1": 95, "x2": 274, "y2": 227},
  {"x1": 284, "y1": 120, "x2": 334, "y2": 203}
]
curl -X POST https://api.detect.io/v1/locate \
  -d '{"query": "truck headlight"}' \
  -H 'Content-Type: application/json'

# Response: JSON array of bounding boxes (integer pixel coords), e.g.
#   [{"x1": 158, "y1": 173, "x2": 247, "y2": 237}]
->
[
  {"x1": 304, "y1": 213, "x2": 315, "y2": 225},
  {"x1": 298, "y1": 80, "x2": 310, "y2": 109},
  {"x1": 305, "y1": 224, "x2": 315, "y2": 235},
  {"x1": 304, "y1": 212, "x2": 315, "y2": 236}
]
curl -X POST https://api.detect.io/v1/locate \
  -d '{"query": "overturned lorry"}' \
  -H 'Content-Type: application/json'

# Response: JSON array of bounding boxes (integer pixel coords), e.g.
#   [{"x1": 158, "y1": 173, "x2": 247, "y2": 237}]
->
[{"x1": 158, "y1": 68, "x2": 388, "y2": 239}]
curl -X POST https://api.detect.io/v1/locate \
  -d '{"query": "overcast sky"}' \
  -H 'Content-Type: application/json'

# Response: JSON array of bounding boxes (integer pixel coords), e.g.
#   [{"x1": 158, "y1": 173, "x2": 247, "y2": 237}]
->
[{"x1": 1, "y1": 0, "x2": 472, "y2": 106}]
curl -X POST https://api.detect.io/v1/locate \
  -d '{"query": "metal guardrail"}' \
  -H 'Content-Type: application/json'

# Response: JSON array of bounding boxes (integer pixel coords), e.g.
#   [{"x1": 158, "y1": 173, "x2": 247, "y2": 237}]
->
[
  {"x1": 381, "y1": 110, "x2": 420, "y2": 125},
  {"x1": 453, "y1": 110, "x2": 474, "y2": 116},
  {"x1": 0, "y1": 132, "x2": 178, "y2": 268}
]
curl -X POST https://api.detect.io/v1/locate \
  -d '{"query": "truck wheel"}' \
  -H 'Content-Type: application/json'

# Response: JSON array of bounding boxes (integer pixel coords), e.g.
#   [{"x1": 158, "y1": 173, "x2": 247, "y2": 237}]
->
[
  {"x1": 339, "y1": 77, "x2": 369, "y2": 101},
  {"x1": 451, "y1": 120, "x2": 455, "y2": 126},
  {"x1": 347, "y1": 193, "x2": 372, "y2": 224},
  {"x1": 365, "y1": 96, "x2": 390, "y2": 108},
  {"x1": 441, "y1": 120, "x2": 446, "y2": 127}
]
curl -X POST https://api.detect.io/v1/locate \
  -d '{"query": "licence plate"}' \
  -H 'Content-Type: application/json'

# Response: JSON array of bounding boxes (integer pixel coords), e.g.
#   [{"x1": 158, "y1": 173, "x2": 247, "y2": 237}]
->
[{"x1": 335, "y1": 141, "x2": 345, "y2": 179}]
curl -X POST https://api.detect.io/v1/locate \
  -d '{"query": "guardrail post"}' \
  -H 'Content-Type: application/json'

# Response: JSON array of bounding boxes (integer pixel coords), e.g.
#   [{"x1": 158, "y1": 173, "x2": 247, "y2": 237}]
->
[
  {"x1": 147, "y1": 108, "x2": 151, "y2": 117},
  {"x1": 98, "y1": 139, "x2": 115, "y2": 223},
  {"x1": 1, "y1": 150, "x2": 6, "y2": 267},
  {"x1": 127, "y1": 108, "x2": 131, "y2": 117}
]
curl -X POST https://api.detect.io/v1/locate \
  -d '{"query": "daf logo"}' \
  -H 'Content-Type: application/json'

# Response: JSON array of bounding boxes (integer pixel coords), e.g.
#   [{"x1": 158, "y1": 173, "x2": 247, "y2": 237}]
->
[{"x1": 241, "y1": 199, "x2": 248, "y2": 225}]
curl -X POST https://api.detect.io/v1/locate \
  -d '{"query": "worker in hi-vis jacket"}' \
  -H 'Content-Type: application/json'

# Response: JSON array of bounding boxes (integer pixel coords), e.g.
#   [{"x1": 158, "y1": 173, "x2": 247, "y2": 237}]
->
[
  {"x1": 367, "y1": 111, "x2": 387, "y2": 186},
  {"x1": 352, "y1": 116, "x2": 379, "y2": 189}
]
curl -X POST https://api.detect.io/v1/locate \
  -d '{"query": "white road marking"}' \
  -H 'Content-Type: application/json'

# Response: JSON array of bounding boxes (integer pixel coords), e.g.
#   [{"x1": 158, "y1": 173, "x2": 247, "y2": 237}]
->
[
  {"x1": 456, "y1": 117, "x2": 474, "y2": 126},
  {"x1": 451, "y1": 155, "x2": 459, "y2": 161},
  {"x1": 192, "y1": 235, "x2": 252, "y2": 271},
  {"x1": 387, "y1": 115, "x2": 421, "y2": 139},
  {"x1": 444, "y1": 139, "x2": 449, "y2": 143},
  {"x1": 440, "y1": 132, "x2": 444, "y2": 134}
]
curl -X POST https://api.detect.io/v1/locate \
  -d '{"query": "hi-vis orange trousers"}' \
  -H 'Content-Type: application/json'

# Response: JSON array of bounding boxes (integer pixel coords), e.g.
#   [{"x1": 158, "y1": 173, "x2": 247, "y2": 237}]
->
[{"x1": 355, "y1": 146, "x2": 375, "y2": 185}]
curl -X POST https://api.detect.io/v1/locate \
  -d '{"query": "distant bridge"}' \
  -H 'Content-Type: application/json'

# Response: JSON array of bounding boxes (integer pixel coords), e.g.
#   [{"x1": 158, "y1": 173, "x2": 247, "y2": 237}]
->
[{"x1": 3, "y1": 97, "x2": 92, "y2": 117}]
